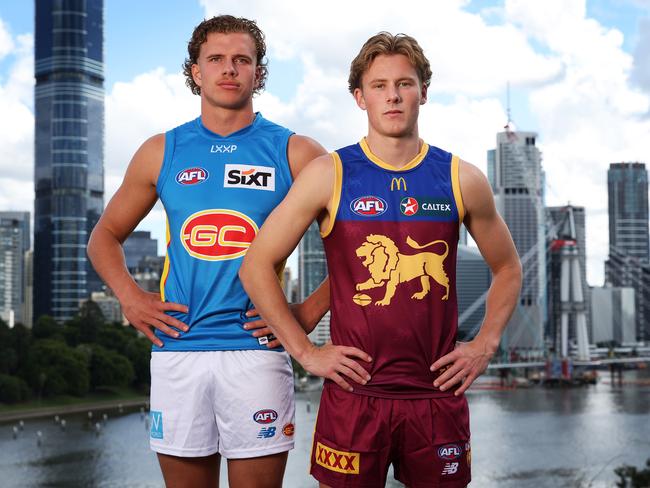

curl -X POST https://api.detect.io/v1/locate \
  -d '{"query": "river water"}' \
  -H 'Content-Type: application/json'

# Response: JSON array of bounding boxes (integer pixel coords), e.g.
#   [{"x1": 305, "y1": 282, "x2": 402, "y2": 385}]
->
[{"x1": 1, "y1": 370, "x2": 649, "y2": 487}]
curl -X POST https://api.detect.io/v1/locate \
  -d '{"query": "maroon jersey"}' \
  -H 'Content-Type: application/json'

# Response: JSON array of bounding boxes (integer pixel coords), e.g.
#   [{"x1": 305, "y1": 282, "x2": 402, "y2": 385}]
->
[{"x1": 322, "y1": 139, "x2": 464, "y2": 398}]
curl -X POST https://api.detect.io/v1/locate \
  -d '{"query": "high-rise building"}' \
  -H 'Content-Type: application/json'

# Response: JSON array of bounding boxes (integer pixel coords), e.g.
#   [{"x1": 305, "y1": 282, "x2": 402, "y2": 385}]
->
[
  {"x1": 591, "y1": 286, "x2": 636, "y2": 345},
  {"x1": 546, "y1": 205, "x2": 590, "y2": 346},
  {"x1": 34, "y1": 0, "x2": 105, "y2": 322},
  {"x1": 489, "y1": 130, "x2": 545, "y2": 349},
  {"x1": 299, "y1": 222, "x2": 327, "y2": 301},
  {"x1": 605, "y1": 162, "x2": 649, "y2": 341},
  {"x1": 0, "y1": 212, "x2": 30, "y2": 326},
  {"x1": 123, "y1": 231, "x2": 158, "y2": 272},
  {"x1": 456, "y1": 245, "x2": 492, "y2": 341}
]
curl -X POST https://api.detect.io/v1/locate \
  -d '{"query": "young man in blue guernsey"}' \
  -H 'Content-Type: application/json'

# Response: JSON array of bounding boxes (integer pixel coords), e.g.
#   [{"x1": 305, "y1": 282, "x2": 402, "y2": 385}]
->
[
  {"x1": 241, "y1": 33, "x2": 522, "y2": 487},
  {"x1": 87, "y1": 15, "x2": 370, "y2": 488}
]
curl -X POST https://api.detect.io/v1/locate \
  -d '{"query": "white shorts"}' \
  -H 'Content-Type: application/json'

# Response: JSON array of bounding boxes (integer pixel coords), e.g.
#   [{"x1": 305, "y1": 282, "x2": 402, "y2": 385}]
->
[{"x1": 149, "y1": 350, "x2": 295, "y2": 458}]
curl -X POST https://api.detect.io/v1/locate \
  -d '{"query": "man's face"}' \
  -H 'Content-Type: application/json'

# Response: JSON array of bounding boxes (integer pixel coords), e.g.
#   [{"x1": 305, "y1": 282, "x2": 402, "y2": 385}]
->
[
  {"x1": 192, "y1": 32, "x2": 260, "y2": 110},
  {"x1": 354, "y1": 54, "x2": 427, "y2": 138}
]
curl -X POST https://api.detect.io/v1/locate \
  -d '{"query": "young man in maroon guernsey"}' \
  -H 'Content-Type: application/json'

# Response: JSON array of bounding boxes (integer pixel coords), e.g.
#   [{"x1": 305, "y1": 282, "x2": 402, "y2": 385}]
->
[{"x1": 240, "y1": 32, "x2": 522, "y2": 487}]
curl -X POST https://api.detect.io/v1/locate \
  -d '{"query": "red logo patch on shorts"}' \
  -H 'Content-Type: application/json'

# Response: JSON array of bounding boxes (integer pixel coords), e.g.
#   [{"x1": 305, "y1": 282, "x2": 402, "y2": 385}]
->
[
  {"x1": 315, "y1": 441, "x2": 360, "y2": 474},
  {"x1": 282, "y1": 423, "x2": 294, "y2": 436}
]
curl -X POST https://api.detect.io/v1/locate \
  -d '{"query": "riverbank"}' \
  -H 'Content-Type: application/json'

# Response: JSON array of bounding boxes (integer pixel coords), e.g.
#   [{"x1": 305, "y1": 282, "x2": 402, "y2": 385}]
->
[{"x1": 0, "y1": 389, "x2": 148, "y2": 423}]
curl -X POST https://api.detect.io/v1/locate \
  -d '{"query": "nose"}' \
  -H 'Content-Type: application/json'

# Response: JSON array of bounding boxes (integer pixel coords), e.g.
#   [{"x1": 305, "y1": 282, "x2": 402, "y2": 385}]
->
[
  {"x1": 222, "y1": 58, "x2": 237, "y2": 76},
  {"x1": 386, "y1": 86, "x2": 400, "y2": 104}
]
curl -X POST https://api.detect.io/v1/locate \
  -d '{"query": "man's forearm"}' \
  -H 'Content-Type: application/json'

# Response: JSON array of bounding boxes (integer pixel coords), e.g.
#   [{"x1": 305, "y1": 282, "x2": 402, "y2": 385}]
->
[
  {"x1": 299, "y1": 277, "x2": 330, "y2": 334},
  {"x1": 241, "y1": 264, "x2": 316, "y2": 362},
  {"x1": 474, "y1": 262, "x2": 522, "y2": 351},
  {"x1": 87, "y1": 226, "x2": 141, "y2": 303}
]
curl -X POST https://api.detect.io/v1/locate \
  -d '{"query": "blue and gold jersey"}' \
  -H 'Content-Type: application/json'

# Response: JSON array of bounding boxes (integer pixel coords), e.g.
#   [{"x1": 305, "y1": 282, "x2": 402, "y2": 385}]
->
[
  {"x1": 154, "y1": 114, "x2": 293, "y2": 351},
  {"x1": 322, "y1": 139, "x2": 464, "y2": 398}
]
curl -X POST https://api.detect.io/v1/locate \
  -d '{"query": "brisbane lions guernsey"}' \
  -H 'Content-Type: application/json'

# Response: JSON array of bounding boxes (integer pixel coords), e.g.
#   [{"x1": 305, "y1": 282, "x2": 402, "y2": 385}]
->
[
  {"x1": 322, "y1": 138, "x2": 464, "y2": 398},
  {"x1": 154, "y1": 113, "x2": 293, "y2": 351}
]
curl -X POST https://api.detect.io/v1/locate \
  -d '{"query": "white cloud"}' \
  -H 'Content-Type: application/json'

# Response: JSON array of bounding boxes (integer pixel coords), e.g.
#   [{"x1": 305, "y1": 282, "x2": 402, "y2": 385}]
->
[{"x1": 0, "y1": 29, "x2": 33, "y2": 212}]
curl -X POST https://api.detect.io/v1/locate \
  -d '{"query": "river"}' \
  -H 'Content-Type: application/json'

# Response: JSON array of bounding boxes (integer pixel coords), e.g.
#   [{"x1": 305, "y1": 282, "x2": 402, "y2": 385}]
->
[{"x1": 1, "y1": 369, "x2": 649, "y2": 487}]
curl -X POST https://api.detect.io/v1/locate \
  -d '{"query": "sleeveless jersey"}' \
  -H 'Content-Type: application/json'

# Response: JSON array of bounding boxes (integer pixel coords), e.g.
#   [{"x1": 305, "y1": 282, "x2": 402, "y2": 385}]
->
[
  {"x1": 322, "y1": 139, "x2": 464, "y2": 398},
  {"x1": 154, "y1": 114, "x2": 293, "y2": 351}
]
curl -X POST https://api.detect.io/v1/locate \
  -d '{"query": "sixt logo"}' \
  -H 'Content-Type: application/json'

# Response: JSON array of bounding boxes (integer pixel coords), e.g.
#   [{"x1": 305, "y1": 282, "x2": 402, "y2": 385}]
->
[
  {"x1": 253, "y1": 409, "x2": 278, "y2": 424},
  {"x1": 211, "y1": 144, "x2": 237, "y2": 153},
  {"x1": 350, "y1": 196, "x2": 387, "y2": 217},
  {"x1": 438, "y1": 444, "x2": 462, "y2": 460},
  {"x1": 257, "y1": 426, "x2": 276, "y2": 439},
  {"x1": 176, "y1": 167, "x2": 208, "y2": 185},
  {"x1": 224, "y1": 164, "x2": 275, "y2": 191},
  {"x1": 315, "y1": 442, "x2": 360, "y2": 474},
  {"x1": 150, "y1": 411, "x2": 163, "y2": 439},
  {"x1": 180, "y1": 209, "x2": 258, "y2": 261}
]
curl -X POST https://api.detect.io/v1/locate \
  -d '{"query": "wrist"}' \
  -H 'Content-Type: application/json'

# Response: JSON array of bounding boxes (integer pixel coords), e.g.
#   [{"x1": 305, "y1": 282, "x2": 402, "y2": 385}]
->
[
  {"x1": 474, "y1": 331, "x2": 500, "y2": 355},
  {"x1": 294, "y1": 342, "x2": 317, "y2": 366}
]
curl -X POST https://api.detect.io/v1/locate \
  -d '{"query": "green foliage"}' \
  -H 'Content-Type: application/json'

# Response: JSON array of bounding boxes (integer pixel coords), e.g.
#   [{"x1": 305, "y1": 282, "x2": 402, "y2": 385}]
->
[
  {"x1": 88, "y1": 345, "x2": 135, "y2": 389},
  {"x1": 615, "y1": 458, "x2": 650, "y2": 488},
  {"x1": 124, "y1": 337, "x2": 151, "y2": 386},
  {"x1": 0, "y1": 374, "x2": 29, "y2": 403},
  {"x1": 32, "y1": 315, "x2": 64, "y2": 342},
  {"x1": 26, "y1": 339, "x2": 90, "y2": 397}
]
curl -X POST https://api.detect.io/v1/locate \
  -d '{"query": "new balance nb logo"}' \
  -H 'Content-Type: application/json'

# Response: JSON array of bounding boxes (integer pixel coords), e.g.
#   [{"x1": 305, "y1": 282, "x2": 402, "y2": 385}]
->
[
  {"x1": 442, "y1": 462, "x2": 459, "y2": 475},
  {"x1": 257, "y1": 427, "x2": 276, "y2": 439}
]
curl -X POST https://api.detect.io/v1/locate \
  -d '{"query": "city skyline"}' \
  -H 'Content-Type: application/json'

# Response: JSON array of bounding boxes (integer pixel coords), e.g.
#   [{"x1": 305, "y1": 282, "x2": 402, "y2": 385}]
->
[{"x1": 0, "y1": 0, "x2": 649, "y2": 286}]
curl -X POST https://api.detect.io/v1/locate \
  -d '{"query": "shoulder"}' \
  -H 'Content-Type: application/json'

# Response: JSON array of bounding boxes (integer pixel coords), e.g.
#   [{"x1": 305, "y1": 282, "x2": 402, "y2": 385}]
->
[
  {"x1": 458, "y1": 159, "x2": 494, "y2": 216},
  {"x1": 287, "y1": 134, "x2": 327, "y2": 178},
  {"x1": 127, "y1": 133, "x2": 166, "y2": 184}
]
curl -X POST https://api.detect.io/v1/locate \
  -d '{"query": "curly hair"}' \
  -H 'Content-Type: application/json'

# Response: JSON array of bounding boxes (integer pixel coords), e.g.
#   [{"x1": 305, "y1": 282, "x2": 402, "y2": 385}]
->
[
  {"x1": 348, "y1": 32, "x2": 432, "y2": 94},
  {"x1": 183, "y1": 15, "x2": 268, "y2": 96}
]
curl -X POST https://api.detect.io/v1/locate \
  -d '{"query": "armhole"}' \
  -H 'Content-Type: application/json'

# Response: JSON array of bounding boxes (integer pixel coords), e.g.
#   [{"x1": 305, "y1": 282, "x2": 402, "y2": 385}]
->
[
  {"x1": 156, "y1": 130, "x2": 176, "y2": 197},
  {"x1": 451, "y1": 155, "x2": 465, "y2": 226},
  {"x1": 281, "y1": 130, "x2": 295, "y2": 184},
  {"x1": 320, "y1": 152, "x2": 343, "y2": 238},
  {"x1": 159, "y1": 215, "x2": 171, "y2": 302}
]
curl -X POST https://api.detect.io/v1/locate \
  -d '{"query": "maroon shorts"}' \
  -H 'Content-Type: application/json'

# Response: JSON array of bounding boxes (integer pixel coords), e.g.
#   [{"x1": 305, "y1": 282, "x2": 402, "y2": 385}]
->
[{"x1": 310, "y1": 385, "x2": 471, "y2": 488}]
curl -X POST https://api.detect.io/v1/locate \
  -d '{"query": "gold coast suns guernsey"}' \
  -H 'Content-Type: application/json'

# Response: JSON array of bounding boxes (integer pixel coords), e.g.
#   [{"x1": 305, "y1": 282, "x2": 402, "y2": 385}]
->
[{"x1": 322, "y1": 139, "x2": 464, "y2": 398}]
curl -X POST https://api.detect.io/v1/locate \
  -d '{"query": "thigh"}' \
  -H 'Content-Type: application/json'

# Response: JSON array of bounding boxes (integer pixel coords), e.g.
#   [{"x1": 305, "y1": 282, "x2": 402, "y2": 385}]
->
[
  {"x1": 310, "y1": 386, "x2": 392, "y2": 488},
  {"x1": 213, "y1": 350, "x2": 296, "y2": 459},
  {"x1": 150, "y1": 352, "x2": 220, "y2": 457},
  {"x1": 227, "y1": 451, "x2": 288, "y2": 488},
  {"x1": 393, "y1": 395, "x2": 471, "y2": 488},
  {"x1": 157, "y1": 452, "x2": 221, "y2": 488}
]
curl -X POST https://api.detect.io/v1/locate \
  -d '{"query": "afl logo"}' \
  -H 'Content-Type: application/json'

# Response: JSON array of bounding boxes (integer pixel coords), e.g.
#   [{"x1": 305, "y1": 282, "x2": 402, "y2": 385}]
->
[
  {"x1": 176, "y1": 167, "x2": 208, "y2": 185},
  {"x1": 438, "y1": 444, "x2": 462, "y2": 460},
  {"x1": 180, "y1": 209, "x2": 259, "y2": 261},
  {"x1": 253, "y1": 409, "x2": 278, "y2": 424},
  {"x1": 350, "y1": 196, "x2": 387, "y2": 217},
  {"x1": 400, "y1": 197, "x2": 419, "y2": 216}
]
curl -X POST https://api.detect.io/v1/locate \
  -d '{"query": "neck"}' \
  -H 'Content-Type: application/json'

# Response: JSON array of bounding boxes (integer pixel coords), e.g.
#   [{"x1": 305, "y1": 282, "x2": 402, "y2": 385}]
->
[
  {"x1": 200, "y1": 101, "x2": 256, "y2": 137},
  {"x1": 364, "y1": 127, "x2": 422, "y2": 169}
]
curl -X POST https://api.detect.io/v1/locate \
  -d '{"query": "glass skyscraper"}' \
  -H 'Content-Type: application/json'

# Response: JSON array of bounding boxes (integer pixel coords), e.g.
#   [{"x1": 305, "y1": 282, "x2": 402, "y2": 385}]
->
[{"x1": 34, "y1": 0, "x2": 104, "y2": 322}]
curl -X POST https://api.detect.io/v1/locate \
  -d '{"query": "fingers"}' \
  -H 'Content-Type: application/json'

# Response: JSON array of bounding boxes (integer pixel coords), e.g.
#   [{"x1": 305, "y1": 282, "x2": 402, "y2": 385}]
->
[
  {"x1": 434, "y1": 362, "x2": 463, "y2": 389},
  {"x1": 341, "y1": 346, "x2": 373, "y2": 363},
  {"x1": 243, "y1": 319, "x2": 267, "y2": 331},
  {"x1": 266, "y1": 339, "x2": 281, "y2": 349},
  {"x1": 330, "y1": 372, "x2": 353, "y2": 392},
  {"x1": 149, "y1": 317, "x2": 181, "y2": 339},
  {"x1": 431, "y1": 350, "x2": 458, "y2": 372},
  {"x1": 245, "y1": 308, "x2": 260, "y2": 318},
  {"x1": 338, "y1": 360, "x2": 369, "y2": 385},
  {"x1": 454, "y1": 372, "x2": 478, "y2": 396},
  {"x1": 134, "y1": 324, "x2": 163, "y2": 348},
  {"x1": 156, "y1": 313, "x2": 189, "y2": 332},
  {"x1": 159, "y1": 301, "x2": 189, "y2": 314},
  {"x1": 438, "y1": 368, "x2": 467, "y2": 392}
]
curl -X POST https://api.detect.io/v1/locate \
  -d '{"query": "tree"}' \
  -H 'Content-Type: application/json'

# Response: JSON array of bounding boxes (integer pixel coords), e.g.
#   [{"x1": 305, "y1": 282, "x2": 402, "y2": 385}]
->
[
  {"x1": 32, "y1": 315, "x2": 64, "y2": 342},
  {"x1": 124, "y1": 337, "x2": 151, "y2": 387},
  {"x1": 0, "y1": 374, "x2": 29, "y2": 403},
  {"x1": 88, "y1": 345, "x2": 134, "y2": 389},
  {"x1": 615, "y1": 458, "x2": 650, "y2": 487},
  {"x1": 26, "y1": 340, "x2": 90, "y2": 397}
]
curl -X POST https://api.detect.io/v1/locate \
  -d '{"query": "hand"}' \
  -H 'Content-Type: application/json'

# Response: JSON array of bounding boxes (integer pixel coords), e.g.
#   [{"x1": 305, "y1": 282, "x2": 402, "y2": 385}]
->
[
  {"x1": 300, "y1": 342, "x2": 372, "y2": 392},
  {"x1": 430, "y1": 339, "x2": 496, "y2": 395},
  {"x1": 121, "y1": 289, "x2": 189, "y2": 347},
  {"x1": 244, "y1": 304, "x2": 311, "y2": 349}
]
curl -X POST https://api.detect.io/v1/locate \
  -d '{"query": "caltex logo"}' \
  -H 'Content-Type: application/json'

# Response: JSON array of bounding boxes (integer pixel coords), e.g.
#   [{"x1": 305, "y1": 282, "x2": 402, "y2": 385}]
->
[{"x1": 400, "y1": 197, "x2": 418, "y2": 216}]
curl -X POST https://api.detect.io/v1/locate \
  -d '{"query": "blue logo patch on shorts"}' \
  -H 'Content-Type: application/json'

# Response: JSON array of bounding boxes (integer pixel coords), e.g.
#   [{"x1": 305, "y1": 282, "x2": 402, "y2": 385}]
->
[
  {"x1": 150, "y1": 411, "x2": 164, "y2": 439},
  {"x1": 257, "y1": 426, "x2": 276, "y2": 439}
]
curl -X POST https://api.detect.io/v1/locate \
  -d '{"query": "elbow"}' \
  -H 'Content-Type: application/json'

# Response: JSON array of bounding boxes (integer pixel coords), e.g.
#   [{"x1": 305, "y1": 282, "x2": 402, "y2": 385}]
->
[{"x1": 239, "y1": 256, "x2": 253, "y2": 291}]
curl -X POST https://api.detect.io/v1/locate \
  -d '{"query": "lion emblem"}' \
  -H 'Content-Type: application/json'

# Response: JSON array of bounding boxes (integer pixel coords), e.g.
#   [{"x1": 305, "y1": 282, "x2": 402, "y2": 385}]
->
[{"x1": 354, "y1": 234, "x2": 449, "y2": 306}]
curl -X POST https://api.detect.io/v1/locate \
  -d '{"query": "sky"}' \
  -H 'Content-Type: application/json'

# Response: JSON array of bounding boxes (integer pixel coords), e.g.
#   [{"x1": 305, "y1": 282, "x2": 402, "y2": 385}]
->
[{"x1": 0, "y1": 0, "x2": 649, "y2": 286}]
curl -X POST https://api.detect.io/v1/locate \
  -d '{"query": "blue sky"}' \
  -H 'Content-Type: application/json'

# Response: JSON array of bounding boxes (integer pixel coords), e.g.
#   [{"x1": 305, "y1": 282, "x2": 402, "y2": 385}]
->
[{"x1": 0, "y1": 0, "x2": 649, "y2": 285}]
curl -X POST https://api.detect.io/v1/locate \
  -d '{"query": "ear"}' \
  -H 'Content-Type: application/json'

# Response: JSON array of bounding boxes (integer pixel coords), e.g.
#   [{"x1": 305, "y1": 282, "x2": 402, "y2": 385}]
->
[
  {"x1": 254, "y1": 65, "x2": 262, "y2": 90},
  {"x1": 420, "y1": 83, "x2": 428, "y2": 105},
  {"x1": 353, "y1": 87, "x2": 367, "y2": 111},
  {"x1": 191, "y1": 63, "x2": 202, "y2": 89}
]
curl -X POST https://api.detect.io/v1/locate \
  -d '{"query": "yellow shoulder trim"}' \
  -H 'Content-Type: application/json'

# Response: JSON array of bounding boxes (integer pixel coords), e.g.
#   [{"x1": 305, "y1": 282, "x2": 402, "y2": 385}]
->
[
  {"x1": 159, "y1": 215, "x2": 171, "y2": 301},
  {"x1": 320, "y1": 152, "x2": 343, "y2": 238},
  {"x1": 451, "y1": 155, "x2": 465, "y2": 225},
  {"x1": 360, "y1": 137, "x2": 429, "y2": 171}
]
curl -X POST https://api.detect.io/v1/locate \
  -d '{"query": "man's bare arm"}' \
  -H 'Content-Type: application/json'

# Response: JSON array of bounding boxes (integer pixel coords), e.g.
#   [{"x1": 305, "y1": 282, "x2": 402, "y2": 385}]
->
[
  {"x1": 240, "y1": 155, "x2": 371, "y2": 392},
  {"x1": 87, "y1": 134, "x2": 188, "y2": 346},
  {"x1": 431, "y1": 159, "x2": 522, "y2": 395},
  {"x1": 244, "y1": 134, "x2": 331, "y2": 348}
]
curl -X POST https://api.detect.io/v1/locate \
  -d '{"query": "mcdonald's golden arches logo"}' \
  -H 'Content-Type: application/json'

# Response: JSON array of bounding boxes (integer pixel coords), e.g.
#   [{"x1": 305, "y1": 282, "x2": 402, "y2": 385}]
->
[{"x1": 390, "y1": 177, "x2": 407, "y2": 192}]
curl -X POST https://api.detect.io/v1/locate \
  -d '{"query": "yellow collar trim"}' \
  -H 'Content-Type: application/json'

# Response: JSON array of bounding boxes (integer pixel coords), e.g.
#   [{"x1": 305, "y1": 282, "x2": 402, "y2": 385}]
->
[{"x1": 359, "y1": 137, "x2": 429, "y2": 172}]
